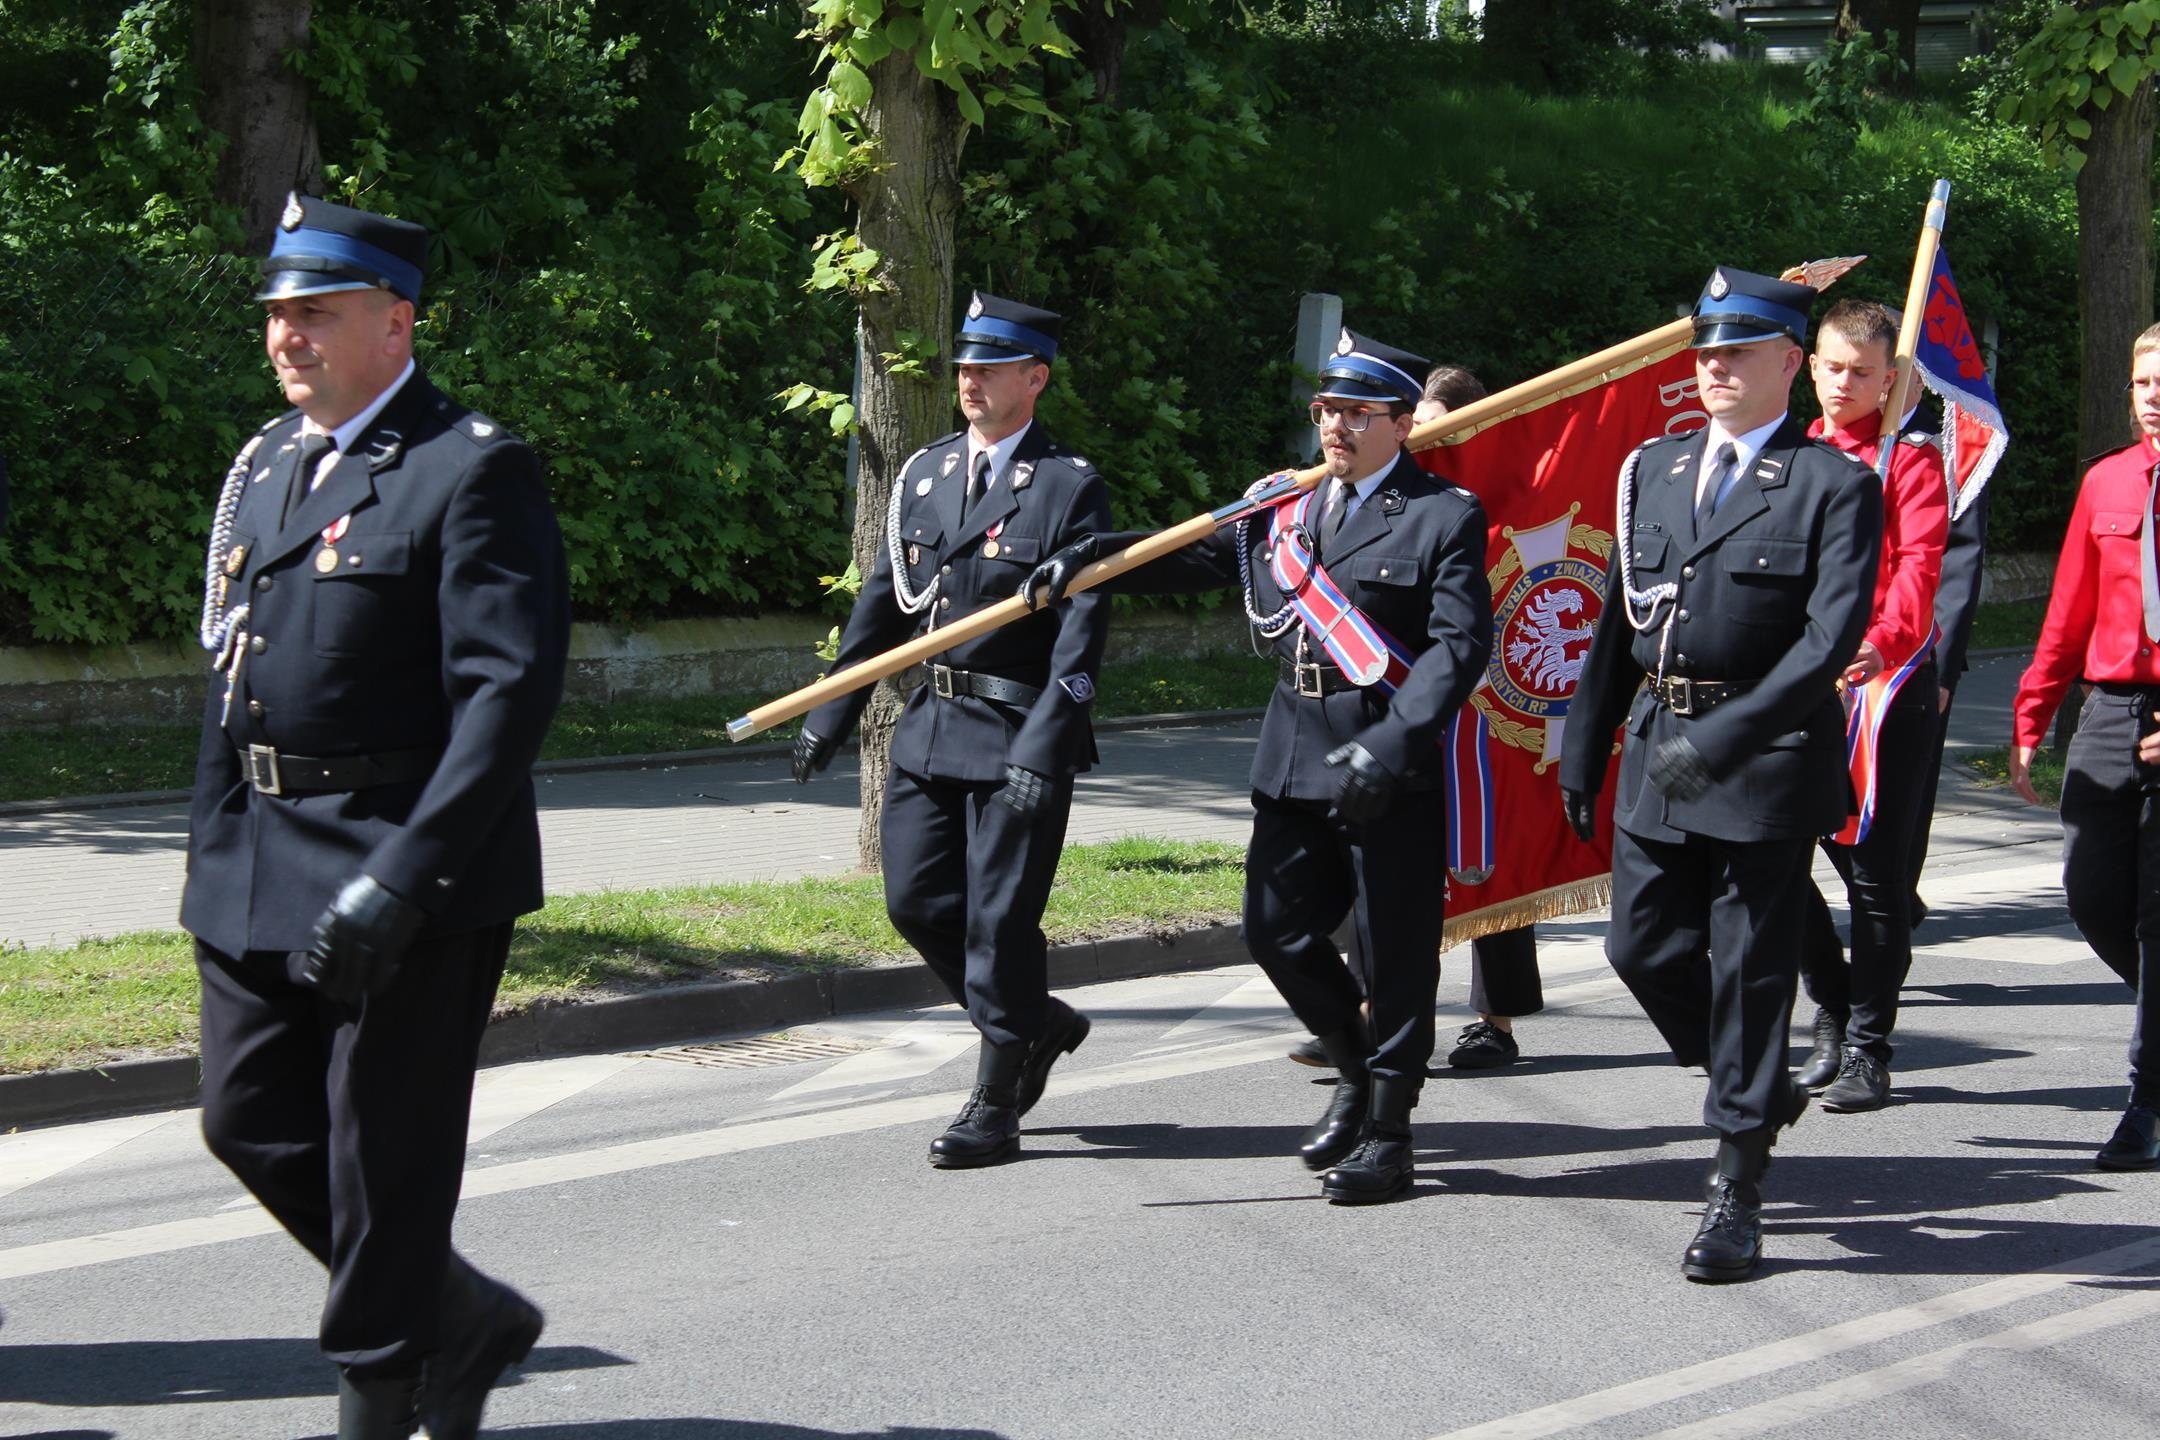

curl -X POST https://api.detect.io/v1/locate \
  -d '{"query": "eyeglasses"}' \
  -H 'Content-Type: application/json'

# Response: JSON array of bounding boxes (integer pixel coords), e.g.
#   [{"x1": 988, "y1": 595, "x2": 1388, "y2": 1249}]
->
[{"x1": 1310, "y1": 401, "x2": 1395, "y2": 433}]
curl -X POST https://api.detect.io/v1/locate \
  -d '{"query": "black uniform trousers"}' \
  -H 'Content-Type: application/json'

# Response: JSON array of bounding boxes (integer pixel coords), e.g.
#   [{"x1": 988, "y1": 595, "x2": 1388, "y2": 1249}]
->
[
  {"x1": 1801, "y1": 661, "x2": 1938, "y2": 1062},
  {"x1": 2058, "y1": 686, "x2": 2160, "y2": 1108},
  {"x1": 881, "y1": 764, "x2": 1075, "y2": 1053},
  {"x1": 1243, "y1": 790, "x2": 1445, "y2": 1087},
  {"x1": 1905, "y1": 695, "x2": 1953, "y2": 916},
  {"x1": 1608, "y1": 827, "x2": 1812, "y2": 1137},
  {"x1": 1468, "y1": 925, "x2": 1543, "y2": 1018},
  {"x1": 196, "y1": 923, "x2": 509, "y2": 1378}
]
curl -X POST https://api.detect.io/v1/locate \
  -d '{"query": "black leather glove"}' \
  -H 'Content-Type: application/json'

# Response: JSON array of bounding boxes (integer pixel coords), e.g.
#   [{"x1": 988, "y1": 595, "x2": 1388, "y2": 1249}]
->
[
  {"x1": 1561, "y1": 786, "x2": 1598, "y2": 844},
  {"x1": 995, "y1": 763, "x2": 1053, "y2": 820},
  {"x1": 1324, "y1": 742, "x2": 1398, "y2": 824},
  {"x1": 301, "y1": 874, "x2": 426, "y2": 1007},
  {"x1": 1018, "y1": 535, "x2": 1099, "y2": 610},
  {"x1": 792, "y1": 727, "x2": 838, "y2": 784},
  {"x1": 1647, "y1": 735, "x2": 1714, "y2": 803}
]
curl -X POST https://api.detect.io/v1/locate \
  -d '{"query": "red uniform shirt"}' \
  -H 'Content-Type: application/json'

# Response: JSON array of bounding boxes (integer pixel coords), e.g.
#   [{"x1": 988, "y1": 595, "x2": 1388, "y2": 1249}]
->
[
  {"x1": 1810, "y1": 412, "x2": 1948, "y2": 664},
  {"x1": 2014, "y1": 438, "x2": 2160, "y2": 747}
]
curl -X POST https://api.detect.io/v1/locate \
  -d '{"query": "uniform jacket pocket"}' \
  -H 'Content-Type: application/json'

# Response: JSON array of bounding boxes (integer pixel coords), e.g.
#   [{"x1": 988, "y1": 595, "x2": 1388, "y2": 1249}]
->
[{"x1": 312, "y1": 531, "x2": 417, "y2": 657}]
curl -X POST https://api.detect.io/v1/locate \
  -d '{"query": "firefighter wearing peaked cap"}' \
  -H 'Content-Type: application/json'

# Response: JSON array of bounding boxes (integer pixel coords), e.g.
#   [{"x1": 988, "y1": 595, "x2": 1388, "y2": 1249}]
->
[
  {"x1": 1021, "y1": 325, "x2": 1492, "y2": 1205},
  {"x1": 791, "y1": 291, "x2": 1113, "y2": 1170},
  {"x1": 183, "y1": 192, "x2": 568, "y2": 1438},
  {"x1": 1559, "y1": 266, "x2": 1884, "y2": 1283}
]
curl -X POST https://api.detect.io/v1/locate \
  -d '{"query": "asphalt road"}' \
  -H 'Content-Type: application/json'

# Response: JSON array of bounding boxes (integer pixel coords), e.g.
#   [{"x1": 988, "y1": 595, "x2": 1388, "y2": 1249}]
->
[{"x1": 4, "y1": 831, "x2": 2156, "y2": 1439}]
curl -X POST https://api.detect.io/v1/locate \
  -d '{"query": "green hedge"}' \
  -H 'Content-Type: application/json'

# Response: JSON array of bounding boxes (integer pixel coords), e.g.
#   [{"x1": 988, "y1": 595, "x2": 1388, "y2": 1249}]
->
[{"x1": 0, "y1": 3, "x2": 2094, "y2": 647}]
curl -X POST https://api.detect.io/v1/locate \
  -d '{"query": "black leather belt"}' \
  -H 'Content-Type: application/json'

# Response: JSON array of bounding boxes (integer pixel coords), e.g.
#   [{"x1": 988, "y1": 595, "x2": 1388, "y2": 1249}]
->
[
  {"x1": 237, "y1": 743, "x2": 440, "y2": 796},
  {"x1": 1280, "y1": 659, "x2": 1363, "y2": 697},
  {"x1": 2094, "y1": 681, "x2": 2154, "y2": 701},
  {"x1": 929, "y1": 665, "x2": 1043, "y2": 707},
  {"x1": 1652, "y1": 676, "x2": 1755, "y2": 717}
]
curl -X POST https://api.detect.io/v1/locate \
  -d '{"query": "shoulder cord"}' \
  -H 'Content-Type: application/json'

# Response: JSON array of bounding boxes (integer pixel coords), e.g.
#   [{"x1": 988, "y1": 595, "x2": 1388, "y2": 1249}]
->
[
  {"x1": 1615, "y1": 445, "x2": 1678, "y2": 634},
  {"x1": 199, "y1": 435, "x2": 264, "y2": 666},
  {"x1": 1236, "y1": 474, "x2": 1300, "y2": 638},
  {"x1": 884, "y1": 468, "x2": 940, "y2": 621}
]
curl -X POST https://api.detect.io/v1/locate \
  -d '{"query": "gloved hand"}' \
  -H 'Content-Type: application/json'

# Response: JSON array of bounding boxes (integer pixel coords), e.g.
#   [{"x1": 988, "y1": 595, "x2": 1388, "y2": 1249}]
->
[
  {"x1": 1561, "y1": 786, "x2": 1598, "y2": 844},
  {"x1": 1324, "y1": 742, "x2": 1398, "y2": 824},
  {"x1": 792, "y1": 727, "x2": 838, "y2": 784},
  {"x1": 995, "y1": 764, "x2": 1053, "y2": 820},
  {"x1": 1647, "y1": 735, "x2": 1713, "y2": 802},
  {"x1": 1018, "y1": 536, "x2": 1099, "y2": 610},
  {"x1": 301, "y1": 874, "x2": 426, "y2": 1007}
]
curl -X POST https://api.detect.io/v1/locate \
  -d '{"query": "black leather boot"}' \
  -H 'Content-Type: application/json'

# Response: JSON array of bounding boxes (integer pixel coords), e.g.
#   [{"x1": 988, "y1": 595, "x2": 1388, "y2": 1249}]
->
[
  {"x1": 1796, "y1": 1006, "x2": 1846, "y2": 1091},
  {"x1": 929, "y1": 1041, "x2": 1025, "y2": 1168},
  {"x1": 1320, "y1": 1074, "x2": 1417, "y2": 1204},
  {"x1": 338, "y1": 1373, "x2": 420, "y2": 1440},
  {"x1": 1297, "y1": 1027, "x2": 1372, "y2": 1171},
  {"x1": 1016, "y1": 999, "x2": 1091, "y2": 1118},
  {"x1": 1684, "y1": 1132, "x2": 1769, "y2": 1283},
  {"x1": 423, "y1": 1254, "x2": 545, "y2": 1440}
]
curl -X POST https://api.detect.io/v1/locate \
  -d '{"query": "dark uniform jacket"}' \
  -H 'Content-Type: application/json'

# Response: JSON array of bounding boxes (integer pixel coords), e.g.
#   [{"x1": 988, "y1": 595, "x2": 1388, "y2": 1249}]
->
[
  {"x1": 1099, "y1": 450, "x2": 1492, "y2": 803},
  {"x1": 1559, "y1": 416, "x2": 1882, "y2": 844},
  {"x1": 181, "y1": 373, "x2": 570, "y2": 957},
  {"x1": 1934, "y1": 484, "x2": 1988, "y2": 693},
  {"x1": 807, "y1": 423, "x2": 1112, "y2": 782}
]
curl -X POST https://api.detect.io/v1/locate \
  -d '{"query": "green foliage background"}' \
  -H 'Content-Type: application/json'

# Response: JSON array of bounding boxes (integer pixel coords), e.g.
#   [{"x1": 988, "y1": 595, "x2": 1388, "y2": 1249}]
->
[{"x1": 0, "y1": 0, "x2": 2092, "y2": 647}]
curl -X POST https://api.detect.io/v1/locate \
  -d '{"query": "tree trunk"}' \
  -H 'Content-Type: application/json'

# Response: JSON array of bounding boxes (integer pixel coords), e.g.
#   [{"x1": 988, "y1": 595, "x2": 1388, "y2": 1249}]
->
[
  {"x1": 842, "y1": 52, "x2": 966, "y2": 871},
  {"x1": 193, "y1": 0, "x2": 321, "y2": 249},
  {"x1": 2074, "y1": 77, "x2": 2156, "y2": 464}
]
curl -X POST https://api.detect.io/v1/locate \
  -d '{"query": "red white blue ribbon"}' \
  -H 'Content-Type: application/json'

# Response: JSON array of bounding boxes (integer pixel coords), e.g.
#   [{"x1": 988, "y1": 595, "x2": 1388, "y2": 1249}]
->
[{"x1": 1831, "y1": 624, "x2": 1938, "y2": 847}]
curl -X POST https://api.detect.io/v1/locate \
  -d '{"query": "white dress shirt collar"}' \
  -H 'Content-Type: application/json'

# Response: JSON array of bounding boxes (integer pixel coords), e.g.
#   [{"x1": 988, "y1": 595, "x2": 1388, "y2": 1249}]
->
[
  {"x1": 1696, "y1": 412, "x2": 1787, "y2": 506},
  {"x1": 302, "y1": 359, "x2": 417, "y2": 455},
  {"x1": 967, "y1": 419, "x2": 1034, "y2": 493}
]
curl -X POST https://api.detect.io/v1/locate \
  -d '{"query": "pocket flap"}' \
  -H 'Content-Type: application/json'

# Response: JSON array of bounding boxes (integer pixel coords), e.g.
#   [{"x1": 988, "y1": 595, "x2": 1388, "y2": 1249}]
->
[
  {"x1": 1721, "y1": 537, "x2": 1808, "y2": 577},
  {"x1": 1348, "y1": 554, "x2": 1419, "y2": 586},
  {"x1": 1629, "y1": 531, "x2": 1668, "y2": 568},
  {"x1": 2092, "y1": 509, "x2": 2144, "y2": 539},
  {"x1": 312, "y1": 530, "x2": 412, "y2": 578},
  {"x1": 989, "y1": 535, "x2": 1041, "y2": 564}
]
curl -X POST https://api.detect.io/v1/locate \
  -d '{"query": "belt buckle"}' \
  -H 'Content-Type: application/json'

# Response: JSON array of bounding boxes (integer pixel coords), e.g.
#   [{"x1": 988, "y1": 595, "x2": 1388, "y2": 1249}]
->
[
  {"x1": 1665, "y1": 677, "x2": 1695, "y2": 717},
  {"x1": 932, "y1": 665, "x2": 958, "y2": 700},
  {"x1": 1294, "y1": 661, "x2": 1326, "y2": 699},
  {"x1": 245, "y1": 743, "x2": 283, "y2": 796}
]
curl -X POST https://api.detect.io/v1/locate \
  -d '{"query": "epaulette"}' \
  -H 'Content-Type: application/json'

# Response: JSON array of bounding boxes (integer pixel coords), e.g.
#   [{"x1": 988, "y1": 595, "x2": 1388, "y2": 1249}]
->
[
  {"x1": 257, "y1": 407, "x2": 301, "y2": 435},
  {"x1": 429, "y1": 392, "x2": 515, "y2": 448}
]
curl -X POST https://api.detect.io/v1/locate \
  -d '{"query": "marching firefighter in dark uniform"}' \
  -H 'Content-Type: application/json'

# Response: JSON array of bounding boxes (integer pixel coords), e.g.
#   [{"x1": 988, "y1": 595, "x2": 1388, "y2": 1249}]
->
[
  {"x1": 2008, "y1": 319, "x2": 2160, "y2": 1172},
  {"x1": 1559, "y1": 267, "x2": 1882, "y2": 1281},
  {"x1": 792, "y1": 293, "x2": 1111, "y2": 1169},
  {"x1": 184, "y1": 195, "x2": 568, "y2": 1436},
  {"x1": 1024, "y1": 329, "x2": 1492, "y2": 1204}
]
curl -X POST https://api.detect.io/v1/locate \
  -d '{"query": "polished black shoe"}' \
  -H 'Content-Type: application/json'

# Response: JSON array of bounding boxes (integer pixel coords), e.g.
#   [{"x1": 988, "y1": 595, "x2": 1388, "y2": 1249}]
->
[
  {"x1": 2096, "y1": 1104, "x2": 2160, "y2": 1171},
  {"x1": 1820, "y1": 1047, "x2": 1891, "y2": 1112},
  {"x1": 338, "y1": 1373, "x2": 421, "y2": 1440},
  {"x1": 1320, "y1": 1129, "x2": 1415, "y2": 1204},
  {"x1": 423, "y1": 1261, "x2": 544, "y2": 1440},
  {"x1": 1446, "y1": 1020, "x2": 1520, "y2": 1071},
  {"x1": 1795, "y1": 1007, "x2": 1846, "y2": 1091},
  {"x1": 928, "y1": 1086, "x2": 1021, "y2": 1168},
  {"x1": 1682, "y1": 1177, "x2": 1763, "y2": 1283},
  {"x1": 1287, "y1": 1035, "x2": 1332, "y2": 1068},
  {"x1": 1016, "y1": 1003, "x2": 1090, "y2": 1118},
  {"x1": 1299, "y1": 1079, "x2": 1369, "y2": 1171}
]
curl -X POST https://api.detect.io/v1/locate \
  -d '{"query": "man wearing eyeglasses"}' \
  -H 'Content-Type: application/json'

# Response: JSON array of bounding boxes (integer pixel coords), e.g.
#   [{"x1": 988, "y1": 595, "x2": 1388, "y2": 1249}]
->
[{"x1": 1022, "y1": 329, "x2": 1491, "y2": 1204}]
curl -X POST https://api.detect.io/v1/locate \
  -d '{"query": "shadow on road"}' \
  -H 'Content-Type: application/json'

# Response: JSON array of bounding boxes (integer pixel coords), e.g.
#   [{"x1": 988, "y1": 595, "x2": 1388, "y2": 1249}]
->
[
  {"x1": 1905, "y1": 981, "x2": 2126, "y2": 1010},
  {"x1": 0, "y1": 1338, "x2": 624, "y2": 1407},
  {"x1": 497, "y1": 1426, "x2": 1011, "y2": 1438}
]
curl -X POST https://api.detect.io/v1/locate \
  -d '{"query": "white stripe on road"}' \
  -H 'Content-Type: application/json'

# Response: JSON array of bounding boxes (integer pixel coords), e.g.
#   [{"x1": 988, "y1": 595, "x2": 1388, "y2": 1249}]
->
[
  {"x1": 759, "y1": 1012, "x2": 976, "y2": 1106},
  {"x1": 465, "y1": 1052, "x2": 646, "y2": 1145},
  {"x1": 1140, "y1": 971, "x2": 1292, "y2": 1053},
  {"x1": 1642, "y1": 1285, "x2": 2160, "y2": 1440},
  {"x1": 0, "y1": 1110, "x2": 183, "y2": 1202},
  {"x1": 1427, "y1": 1233, "x2": 2160, "y2": 1440}
]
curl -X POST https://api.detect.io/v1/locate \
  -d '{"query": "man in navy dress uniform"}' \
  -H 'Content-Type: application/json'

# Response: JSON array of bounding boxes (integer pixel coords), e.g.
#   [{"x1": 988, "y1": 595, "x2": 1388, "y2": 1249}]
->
[
  {"x1": 1559, "y1": 268, "x2": 1882, "y2": 1282},
  {"x1": 184, "y1": 194, "x2": 568, "y2": 1437},
  {"x1": 1023, "y1": 328, "x2": 1492, "y2": 1204},
  {"x1": 792, "y1": 293, "x2": 1112, "y2": 1169}
]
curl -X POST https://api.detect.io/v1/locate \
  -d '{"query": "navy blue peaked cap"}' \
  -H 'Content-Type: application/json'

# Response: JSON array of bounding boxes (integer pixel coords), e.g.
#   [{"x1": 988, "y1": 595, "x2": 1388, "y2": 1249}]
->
[
  {"x1": 956, "y1": 291, "x2": 1060, "y2": 364},
  {"x1": 257, "y1": 192, "x2": 429, "y2": 304},
  {"x1": 1691, "y1": 266, "x2": 1816, "y2": 349},
  {"x1": 1316, "y1": 328, "x2": 1428, "y2": 407}
]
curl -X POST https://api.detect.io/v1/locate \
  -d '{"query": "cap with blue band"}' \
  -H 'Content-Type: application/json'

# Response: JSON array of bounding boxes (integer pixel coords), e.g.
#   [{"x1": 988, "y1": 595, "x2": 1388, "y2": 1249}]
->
[
  {"x1": 257, "y1": 192, "x2": 430, "y2": 304},
  {"x1": 1691, "y1": 266, "x2": 1816, "y2": 349},
  {"x1": 955, "y1": 291, "x2": 1062, "y2": 365},
  {"x1": 1316, "y1": 328, "x2": 1430, "y2": 408}
]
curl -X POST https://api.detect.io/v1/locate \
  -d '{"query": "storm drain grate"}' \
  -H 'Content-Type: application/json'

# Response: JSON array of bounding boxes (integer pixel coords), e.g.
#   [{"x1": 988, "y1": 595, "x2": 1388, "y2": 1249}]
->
[{"x1": 641, "y1": 1033, "x2": 883, "y2": 1069}]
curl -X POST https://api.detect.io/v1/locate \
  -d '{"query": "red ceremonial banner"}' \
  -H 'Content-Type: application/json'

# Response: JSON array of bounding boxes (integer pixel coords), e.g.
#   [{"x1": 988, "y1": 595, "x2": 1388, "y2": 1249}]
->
[{"x1": 1415, "y1": 348, "x2": 1710, "y2": 944}]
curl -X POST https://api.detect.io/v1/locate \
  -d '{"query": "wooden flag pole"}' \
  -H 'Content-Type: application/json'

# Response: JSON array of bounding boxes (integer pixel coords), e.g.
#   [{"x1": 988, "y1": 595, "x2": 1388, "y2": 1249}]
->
[
  {"x1": 726, "y1": 256, "x2": 1867, "y2": 742},
  {"x1": 1876, "y1": 180, "x2": 1952, "y2": 477}
]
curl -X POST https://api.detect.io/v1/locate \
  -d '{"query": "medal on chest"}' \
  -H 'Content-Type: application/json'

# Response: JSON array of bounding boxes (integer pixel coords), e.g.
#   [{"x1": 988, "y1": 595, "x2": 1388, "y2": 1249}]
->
[
  {"x1": 982, "y1": 519, "x2": 1006, "y2": 559},
  {"x1": 315, "y1": 514, "x2": 351, "y2": 573}
]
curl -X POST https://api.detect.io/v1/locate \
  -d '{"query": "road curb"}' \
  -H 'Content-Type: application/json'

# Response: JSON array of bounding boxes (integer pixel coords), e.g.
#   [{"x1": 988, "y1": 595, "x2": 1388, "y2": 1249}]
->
[{"x1": 0, "y1": 923, "x2": 1250, "y2": 1131}]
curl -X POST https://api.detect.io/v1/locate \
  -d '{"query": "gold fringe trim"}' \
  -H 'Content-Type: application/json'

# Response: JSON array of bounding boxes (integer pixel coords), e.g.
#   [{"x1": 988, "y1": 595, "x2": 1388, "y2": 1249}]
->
[{"x1": 1441, "y1": 874, "x2": 1612, "y2": 951}]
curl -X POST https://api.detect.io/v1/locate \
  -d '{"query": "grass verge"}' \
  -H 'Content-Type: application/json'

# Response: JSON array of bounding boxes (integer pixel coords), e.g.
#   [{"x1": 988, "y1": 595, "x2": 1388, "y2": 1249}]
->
[
  {"x1": 1967, "y1": 600, "x2": 2048, "y2": 653},
  {"x1": 1964, "y1": 745, "x2": 2065, "y2": 807},
  {"x1": 1, "y1": 653, "x2": 1274, "y2": 806},
  {"x1": 0, "y1": 835, "x2": 1244, "y2": 1076}
]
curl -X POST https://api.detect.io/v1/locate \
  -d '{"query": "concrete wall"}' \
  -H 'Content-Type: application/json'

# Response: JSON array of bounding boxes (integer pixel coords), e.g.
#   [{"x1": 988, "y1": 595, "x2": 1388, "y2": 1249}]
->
[{"x1": 0, "y1": 603, "x2": 1257, "y2": 729}]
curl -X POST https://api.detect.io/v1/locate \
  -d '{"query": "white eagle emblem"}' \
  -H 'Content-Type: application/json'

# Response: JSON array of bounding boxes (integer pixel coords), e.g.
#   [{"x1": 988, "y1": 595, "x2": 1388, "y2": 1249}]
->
[
  {"x1": 1708, "y1": 271, "x2": 1730, "y2": 301},
  {"x1": 1504, "y1": 586, "x2": 1595, "y2": 693},
  {"x1": 967, "y1": 292, "x2": 985, "y2": 320},
  {"x1": 280, "y1": 192, "x2": 306, "y2": 231},
  {"x1": 1335, "y1": 328, "x2": 1354, "y2": 356}
]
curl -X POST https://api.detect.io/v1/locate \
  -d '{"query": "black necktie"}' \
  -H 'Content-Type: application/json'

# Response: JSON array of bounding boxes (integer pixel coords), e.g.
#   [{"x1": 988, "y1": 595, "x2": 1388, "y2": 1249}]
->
[
  {"x1": 966, "y1": 451, "x2": 991, "y2": 518},
  {"x1": 1695, "y1": 441, "x2": 1738, "y2": 536},
  {"x1": 281, "y1": 432, "x2": 336, "y2": 527}
]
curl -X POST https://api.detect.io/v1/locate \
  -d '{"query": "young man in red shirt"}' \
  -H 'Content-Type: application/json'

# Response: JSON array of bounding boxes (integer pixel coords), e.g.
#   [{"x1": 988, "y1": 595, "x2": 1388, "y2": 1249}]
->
[
  {"x1": 2009, "y1": 321, "x2": 2160, "y2": 1171},
  {"x1": 1792, "y1": 300, "x2": 1948, "y2": 1111}
]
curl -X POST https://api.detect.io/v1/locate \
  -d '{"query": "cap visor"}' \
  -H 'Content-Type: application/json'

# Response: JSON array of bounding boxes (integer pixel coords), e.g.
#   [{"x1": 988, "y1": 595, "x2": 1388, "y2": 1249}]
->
[
  {"x1": 255, "y1": 272, "x2": 382, "y2": 302},
  {"x1": 1690, "y1": 321, "x2": 1795, "y2": 349},
  {"x1": 953, "y1": 343, "x2": 1041, "y2": 364},
  {"x1": 1314, "y1": 378, "x2": 1409, "y2": 405}
]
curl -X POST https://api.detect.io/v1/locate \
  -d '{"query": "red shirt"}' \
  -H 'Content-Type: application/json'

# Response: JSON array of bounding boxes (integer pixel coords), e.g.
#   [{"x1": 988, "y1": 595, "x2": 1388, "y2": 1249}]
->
[
  {"x1": 1809, "y1": 413, "x2": 1948, "y2": 664},
  {"x1": 2014, "y1": 438, "x2": 2160, "y2": 747}
]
